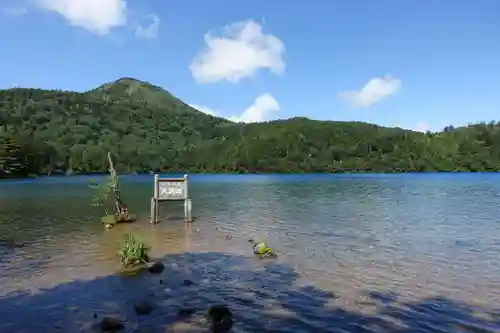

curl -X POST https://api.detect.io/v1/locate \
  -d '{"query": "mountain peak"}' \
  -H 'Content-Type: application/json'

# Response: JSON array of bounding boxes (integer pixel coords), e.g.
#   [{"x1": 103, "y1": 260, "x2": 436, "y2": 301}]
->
[
  {"x1": 92, "y1": 77, "x2": 165, "y2": 94},
  {"x1": 86, "y1": 77, "x2": 190, "y2": 110}
]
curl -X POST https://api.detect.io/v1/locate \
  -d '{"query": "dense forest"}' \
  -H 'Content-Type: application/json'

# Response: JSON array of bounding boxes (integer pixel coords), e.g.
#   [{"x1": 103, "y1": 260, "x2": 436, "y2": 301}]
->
[{"x1": 1, "y1": 77, "x2": 499, "y2": 178}]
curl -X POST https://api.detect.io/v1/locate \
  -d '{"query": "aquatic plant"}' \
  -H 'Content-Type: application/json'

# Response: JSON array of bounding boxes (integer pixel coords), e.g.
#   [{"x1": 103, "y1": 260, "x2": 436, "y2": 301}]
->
[
  {"x1": 89, "y1": 177, "x2": 113, "y2": 215},
  {"x1": 250, "y1": 240, "x2": 278, "y2": 259},
  {"x1": 119, "y1": 233, "x2": 150, "y2": 267},
  {"x1": 88, "y1": 152, "x2": 135, "y2": 228}
]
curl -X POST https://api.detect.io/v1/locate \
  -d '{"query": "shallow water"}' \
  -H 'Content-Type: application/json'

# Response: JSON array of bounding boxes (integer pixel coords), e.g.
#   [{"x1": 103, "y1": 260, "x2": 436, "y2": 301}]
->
[{"x1": 0, "y1": 174, "x2": 500, "y2": 332}]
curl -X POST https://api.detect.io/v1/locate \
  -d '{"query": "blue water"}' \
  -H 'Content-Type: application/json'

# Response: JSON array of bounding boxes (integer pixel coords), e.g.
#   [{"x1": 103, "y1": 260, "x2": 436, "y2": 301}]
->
[{"x1": 0, "y1": 173, "x2": 499, "y2": 332}]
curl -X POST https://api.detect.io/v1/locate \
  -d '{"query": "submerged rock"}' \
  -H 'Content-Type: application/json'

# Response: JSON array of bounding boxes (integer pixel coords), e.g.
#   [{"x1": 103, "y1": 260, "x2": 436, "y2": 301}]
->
[
  {"x1": 120, "y1": 264, "x2": 147, "y2": 276},
  {"x1": 178, "y1": 308, "x2": 196, "y2": 318},
  {"x1": 99, "y1": 317, "x2": 124, "y2": 332},
  {"x1": 133, "y1": 300, "x2": 155, "y2": 315},
  {"x1": 0, "y1": 239, "x2": 25, "y2": 249},
  {"x1": 183, "y1": 279, "x2": 194, "y2": 286},
  {"x1": 207, "y1": 305, "x2": 233, "y2": 332},
  {"x1": 147, "y1": 261, "x2": 165, "y2": 274},
  {"x1": 256, "y1": 252, "x2": 278, "y2": 259}
]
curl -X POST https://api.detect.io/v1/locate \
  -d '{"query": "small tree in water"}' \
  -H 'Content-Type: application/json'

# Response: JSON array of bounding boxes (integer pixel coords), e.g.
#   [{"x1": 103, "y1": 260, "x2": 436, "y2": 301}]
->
[
  {"x1": 89, "y1": 152, "x2": 135, "y2": 228},
  {"x1": 119, "y1": 233, "x2": 150, "y2": 267}
]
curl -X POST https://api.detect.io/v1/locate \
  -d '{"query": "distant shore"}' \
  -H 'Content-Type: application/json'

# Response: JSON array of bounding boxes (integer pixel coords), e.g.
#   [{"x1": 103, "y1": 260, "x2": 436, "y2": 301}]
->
[{"x1": 2, "y1": 169, "x2": 499, "y2": 182}]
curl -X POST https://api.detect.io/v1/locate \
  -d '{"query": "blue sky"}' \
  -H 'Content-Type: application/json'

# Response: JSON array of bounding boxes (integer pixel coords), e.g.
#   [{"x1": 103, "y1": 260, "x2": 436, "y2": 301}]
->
[{"x1": 1, "y1": 0, "x2": 499, "y2": 131}]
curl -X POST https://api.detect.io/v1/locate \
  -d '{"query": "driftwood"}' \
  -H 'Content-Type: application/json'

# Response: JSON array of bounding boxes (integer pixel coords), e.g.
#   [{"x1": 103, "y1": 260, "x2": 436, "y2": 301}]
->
[{"x1": 107, "y1": 152, "x2": 134, "y2": 223}]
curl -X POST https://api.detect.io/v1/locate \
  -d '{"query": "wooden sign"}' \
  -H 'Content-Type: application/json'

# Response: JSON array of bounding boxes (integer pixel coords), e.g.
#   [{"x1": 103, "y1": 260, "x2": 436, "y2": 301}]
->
[{"x1": 151, "y1": 174, "x2": 192, "y2": 223}]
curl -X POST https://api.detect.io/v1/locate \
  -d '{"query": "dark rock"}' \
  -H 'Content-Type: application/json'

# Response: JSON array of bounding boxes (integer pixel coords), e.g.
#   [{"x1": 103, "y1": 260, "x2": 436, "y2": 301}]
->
[
  {"x1": 120, "y1": 264, "x2": 147, "y2": 276},
  {"x1": 133, "y1": 300, "x2": 155, "y2": 315},
  {"x1": 183, "y1": 279, "x2": 194, "y2": 286},
  {"x1": 159, "y1": 279, "x2": 164, "y2": 284},
  {"x1": 0, "y1": 239, "x2": 24, "y2": 249},
  {"x1": 247, "y1": 239, "x2": 254, "y2": 243},
  {"x1": 147, "y1": 261, "x2": 165, "y2": 274},
  {"x1": 207, "y1": 304, "x2": 232, "y2": 322},
  {"x1": 207, "y1": 304, "x2": 233, "y2": 332},
  {"x1": 99, "y1": 317, "x2": 124, "y2": 332},
  {"x1": 178, "y1": 308, "x2": 196, "y2": 318},
  {"x1": 257, "y1": 252, "x2": 278, "y2": 259},
  {"x1": 93, "y1": 313, "x2": 98, "y2": 318}
]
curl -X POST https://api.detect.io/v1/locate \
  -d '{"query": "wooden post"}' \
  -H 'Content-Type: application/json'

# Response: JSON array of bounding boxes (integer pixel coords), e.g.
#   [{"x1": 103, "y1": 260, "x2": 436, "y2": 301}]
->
[
  {"x1": 150, "y1": 197, "x2": 156, "y2": 223},
  {"x1": 184, "y1": 174, "x2": 188, "y2": 200},
  {"x1": 183, "y1": 174, "x2": 190, "y2": 222},
  {"x1": 153, "y1": 174, "x2": 159, "y2": 223},
  {"x1": 186, "y1": 198, "x2": 192, "y2": 222}
]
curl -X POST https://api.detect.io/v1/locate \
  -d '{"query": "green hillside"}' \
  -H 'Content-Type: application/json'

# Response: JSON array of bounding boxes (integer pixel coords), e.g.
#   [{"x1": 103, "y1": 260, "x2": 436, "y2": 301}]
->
[{"x1": 1, "y1": 78, "x2": 499, "y2": 178}]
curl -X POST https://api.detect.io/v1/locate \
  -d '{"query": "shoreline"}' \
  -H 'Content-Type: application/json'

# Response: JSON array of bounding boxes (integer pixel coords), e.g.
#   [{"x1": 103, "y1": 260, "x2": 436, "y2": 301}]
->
[{"x1": 2, "y1": 170, "x2": 500, "y2": 182}]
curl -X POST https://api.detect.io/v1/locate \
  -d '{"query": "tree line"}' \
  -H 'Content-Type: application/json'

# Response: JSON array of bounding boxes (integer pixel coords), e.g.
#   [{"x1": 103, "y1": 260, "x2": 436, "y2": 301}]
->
[{"x1": 1, "y1": 78, "x2": 500, "y2": 178}]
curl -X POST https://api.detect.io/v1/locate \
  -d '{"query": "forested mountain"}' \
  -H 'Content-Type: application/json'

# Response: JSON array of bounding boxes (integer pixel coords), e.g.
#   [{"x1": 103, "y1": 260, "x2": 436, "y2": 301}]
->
[{"x1": 1, "y1": 78, "x2": 499, "y2": 178}]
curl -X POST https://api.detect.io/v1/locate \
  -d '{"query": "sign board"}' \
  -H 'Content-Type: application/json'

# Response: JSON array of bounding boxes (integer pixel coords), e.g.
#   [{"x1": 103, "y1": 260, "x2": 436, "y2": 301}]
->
[
  {"x1": 151, "y1": 174, "x2": 192, "y2": 223},
  {"x1": 154, "y1": 175, "x2": 188, "y2": 201},
  {"x1": 158, "y1": 180, "x2": 187, "y2": 200}
]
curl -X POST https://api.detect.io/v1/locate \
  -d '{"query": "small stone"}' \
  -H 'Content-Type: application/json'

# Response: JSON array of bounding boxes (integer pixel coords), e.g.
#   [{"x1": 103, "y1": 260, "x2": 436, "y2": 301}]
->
[
  {"x1": 178, "y1": 308, "x2": 196, "y2": 318},
  {"x1": 93, "y1": 313, "x2": 98, "y2": 318},
  {"x1": 207, "y1": 305, "x2": 232, "y2": 322},
  {"x1": 257, "y1": 252, "x2": 278, "y2": 259},
  {"x1": 183, "y1": 279, "x2": 194, "y2": 286},
  {"x1": 147, "y1": 261, "x2": 165, "y2": 274},
  {"x1": 159, "y1": 279, "x2": 164, "y2": 284},
  {"x1": 99, "y1": 317, "x2": 124, "y2": 332},
  {"x1": 133, "y1": 300, "x2": 155, "y2": 315},
  {"x1": 207, "y1": 304, "x2": 233, "y2": 331}
]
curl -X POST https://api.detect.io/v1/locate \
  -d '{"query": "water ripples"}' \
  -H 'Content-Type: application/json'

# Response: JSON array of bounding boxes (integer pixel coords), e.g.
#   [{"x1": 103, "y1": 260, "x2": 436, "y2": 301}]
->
[{"x1": 0, "y1": 175, "x2": 500, "y2": 331}]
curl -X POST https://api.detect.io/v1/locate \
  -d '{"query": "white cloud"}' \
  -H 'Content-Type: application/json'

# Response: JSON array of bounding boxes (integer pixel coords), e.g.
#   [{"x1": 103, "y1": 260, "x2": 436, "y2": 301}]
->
[
  {"x1": 190, "y1": 20, "x2": 285, "y2": 84},
  {"x1": 391, "y1": 122, "x2": 434, "y2": 133},
  {"x1": 228, "y1": 93, "x2": 280, "y2": 123},
  {"x1": 188, "y1": 104, "x2": 217, "y2": 117},
  {"x1": 412, "y1": 122, "x2": 430, "y2": 132},
  {"x1": 135, "y1": 14, "x2": 160, "y2": 39},
  {"x1": 339, "y1": 75, "x2": 401, "y2": 108},
  {"x1": 189, "y1": 93, "x2": 280, "y2": 123},
  {"x1": 36, "y1": 0, "x2": 128, "y2": 35}
]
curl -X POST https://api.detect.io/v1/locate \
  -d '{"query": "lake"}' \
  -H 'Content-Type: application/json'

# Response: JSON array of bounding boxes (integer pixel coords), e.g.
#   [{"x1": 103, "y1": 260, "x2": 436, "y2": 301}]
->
[{"x1": 0, "y1": 173, "x2": 499, "y2": 332}]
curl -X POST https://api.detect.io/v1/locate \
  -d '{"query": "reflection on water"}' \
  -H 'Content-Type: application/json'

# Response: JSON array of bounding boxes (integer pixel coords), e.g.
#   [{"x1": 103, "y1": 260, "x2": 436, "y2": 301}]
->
[{"x1": 0, "y1": 174, "x2": 500, "y2": 332}]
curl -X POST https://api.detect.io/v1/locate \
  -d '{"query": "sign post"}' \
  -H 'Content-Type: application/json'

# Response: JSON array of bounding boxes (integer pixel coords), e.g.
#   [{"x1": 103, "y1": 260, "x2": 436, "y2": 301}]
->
[{"x1": 150, "y1": 174, "x2": 192, "y2": 223}]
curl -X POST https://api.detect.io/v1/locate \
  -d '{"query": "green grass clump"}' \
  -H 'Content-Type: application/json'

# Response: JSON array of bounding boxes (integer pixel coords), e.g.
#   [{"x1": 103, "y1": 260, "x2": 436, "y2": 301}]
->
[{"x1": 119, "y1": 233, "x2": 150, "y2": 267}]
